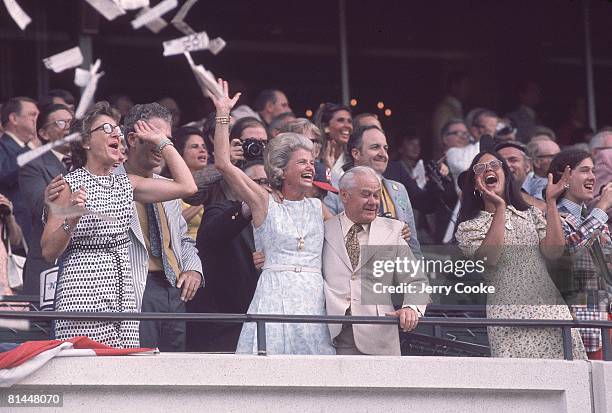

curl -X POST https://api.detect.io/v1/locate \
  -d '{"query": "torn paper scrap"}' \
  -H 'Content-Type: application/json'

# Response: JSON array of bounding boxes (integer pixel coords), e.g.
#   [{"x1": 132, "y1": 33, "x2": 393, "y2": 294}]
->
[
  {"x1": 116, "y1": 0, "x2": 149, "y2": 10},
  {"x1": 3, "y1": 0, "x2": 32, "y2": 30},
  {"x1": 171, "y1": 0, "x2": 198, "y2": 35},
  {"x1": 208, "y1": 37, "x2": 226, "y2": 55},
  {"x1": 17, "y1": 132, "x2": 81, "y2": 167},
  {"x1": 74, "y1": 67, "x2": 91, "y2": 88},
  {"x1": 184, "y1": 52, "x2": 223, "y2": 99},
  {"x1": 43, "y1": 47, "x2": 84, "y2": 73},
  {"x1": 135, "y1": 6, "x2": 168, "y2": 33},
  {"x1": 75, "y1": 59, "x2": 104, "y2": 119},
  {"x1": 84, "y1": 0, "x2": 126, "y2": 21},
  {"x1": 131, "y1": 0, "x2": 177, "y2": 30},
  {"x1": 47, "y1": 202, "x2": 119, "y2": 222},
  {"x1": 163, "y1": 31, "x2": 209, "y2": 56}
]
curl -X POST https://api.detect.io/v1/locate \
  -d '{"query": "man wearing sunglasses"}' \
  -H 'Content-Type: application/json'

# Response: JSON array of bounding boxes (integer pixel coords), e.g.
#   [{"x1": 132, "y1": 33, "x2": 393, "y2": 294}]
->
[{"x1": 18, "y1": 104, "x2": 73, "y2": 296}]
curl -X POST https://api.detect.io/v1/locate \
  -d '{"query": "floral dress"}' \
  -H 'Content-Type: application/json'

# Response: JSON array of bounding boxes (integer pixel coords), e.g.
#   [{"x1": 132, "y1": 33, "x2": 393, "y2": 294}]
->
[
  {"x1": 456, "y1": 205, "x2": 586, "y2": 359},
  {"x1": 236, "y1": 197, "x2": 335, "y2": 355}
]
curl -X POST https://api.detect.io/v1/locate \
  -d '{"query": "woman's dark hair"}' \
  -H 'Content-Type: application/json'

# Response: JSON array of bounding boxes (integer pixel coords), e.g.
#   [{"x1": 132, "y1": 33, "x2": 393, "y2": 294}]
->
[
  {"x1": 229, "y1": 116, "x2": 267, "y2": 141},
  {"x1": 547, "y1": 149, "x2": 592, "y2": 200},
  {"x1": 36, "y1": 103, "x2": 71, "y2": 143},
  {"x1": 69, "y1": 101, "x2": 118, "y2": 169},
  {"x1": 456, "y1": 151, "x2": 529, "y2": 225},
  {"x1": 313, "y1": 102, "x2": 352, "y2": 162},
  {"x1": 173, "y1": 126, "x2": 206, "y2": 157}
]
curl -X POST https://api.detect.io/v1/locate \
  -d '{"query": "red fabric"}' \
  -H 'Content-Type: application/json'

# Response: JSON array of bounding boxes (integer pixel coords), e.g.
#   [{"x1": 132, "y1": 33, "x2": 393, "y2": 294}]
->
[{"x1": 0, "y1": 336, "x2": 154, "y2": 369}]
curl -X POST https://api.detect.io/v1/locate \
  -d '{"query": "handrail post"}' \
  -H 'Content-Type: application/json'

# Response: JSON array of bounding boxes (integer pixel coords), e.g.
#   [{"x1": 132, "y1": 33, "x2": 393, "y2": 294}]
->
[
  {"x1": 602, "y1": 327, "x2": 611, "y2": 361},
  {"x1": 256, "y1": 321, "x2": 267, "y2": 356},
  {"x1": 562, "y1": 327, "x2": 573, "y2": 361}
]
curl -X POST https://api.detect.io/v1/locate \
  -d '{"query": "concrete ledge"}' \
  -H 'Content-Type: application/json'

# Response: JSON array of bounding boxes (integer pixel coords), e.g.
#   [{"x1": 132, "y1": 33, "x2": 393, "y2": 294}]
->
[
  {"x1": 10, "y1": 354, "x2": 593, "y2": 412},
  {"x1": 591, "y1": 360, "x2": 612, "y2": 413}
]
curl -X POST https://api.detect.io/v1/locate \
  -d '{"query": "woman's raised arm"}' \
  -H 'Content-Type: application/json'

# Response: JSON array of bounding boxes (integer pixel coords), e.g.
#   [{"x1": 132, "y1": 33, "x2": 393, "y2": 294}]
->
[{"x1": 211, "y1": 79, "x2": 269, "y2": 227}]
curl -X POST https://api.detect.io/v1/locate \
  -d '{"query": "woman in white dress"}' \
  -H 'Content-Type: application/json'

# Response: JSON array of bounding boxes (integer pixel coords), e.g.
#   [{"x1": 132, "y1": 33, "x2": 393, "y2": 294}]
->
[{"x1": 210, "y1": 80, "x2": 334, "y2": 355}]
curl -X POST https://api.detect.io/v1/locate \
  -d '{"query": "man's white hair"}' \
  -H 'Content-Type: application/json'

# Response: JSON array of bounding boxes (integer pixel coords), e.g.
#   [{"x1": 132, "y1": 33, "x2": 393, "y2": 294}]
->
[
  {"x1": 590, "y1": 131, "x2": 612, "y2": 151},
  {"x1": 338, "y1": 166, "x2": 380, "y2": 191}
]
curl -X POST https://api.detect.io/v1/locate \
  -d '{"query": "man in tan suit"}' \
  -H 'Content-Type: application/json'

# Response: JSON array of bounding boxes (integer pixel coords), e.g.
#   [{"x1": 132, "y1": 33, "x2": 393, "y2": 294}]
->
[{"x1": 323, "y1": 166, "x2": 429, "y2": 355}]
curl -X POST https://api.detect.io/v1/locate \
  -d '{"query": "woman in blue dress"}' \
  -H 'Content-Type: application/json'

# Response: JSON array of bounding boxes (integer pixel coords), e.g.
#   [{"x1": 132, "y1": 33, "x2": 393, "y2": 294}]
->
[{"x1": 210, "y1": 80, "x2": 334, "y2": 355}]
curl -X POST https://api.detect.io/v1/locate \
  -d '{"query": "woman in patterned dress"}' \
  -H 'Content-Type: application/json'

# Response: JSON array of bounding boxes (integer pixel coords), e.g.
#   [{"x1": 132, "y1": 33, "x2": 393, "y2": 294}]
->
[
  {"x1": 209, "y1": 79, "x2": 334, "y2": 355},
  {"x1": 455, "y1": 150, "x2": 586, "y2": 359},
  {"x1": 41, "y1": 102, "x2": 196, "y2": 348}
]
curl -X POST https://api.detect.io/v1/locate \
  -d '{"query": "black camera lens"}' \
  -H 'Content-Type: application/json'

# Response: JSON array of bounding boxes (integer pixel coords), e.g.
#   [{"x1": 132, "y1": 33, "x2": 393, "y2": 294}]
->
[
  {"x1": 242, "y1": 138, "x2": 266, "y2": 160},
  {"x1": 0, "y1": 204, "x2": 10, "y2": 218}
]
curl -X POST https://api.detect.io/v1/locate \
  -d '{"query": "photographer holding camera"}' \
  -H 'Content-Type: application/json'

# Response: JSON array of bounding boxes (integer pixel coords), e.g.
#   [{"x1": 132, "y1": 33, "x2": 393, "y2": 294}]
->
[
  {"x1": 185, "y1": 116, "x2": 268, "y2": 209},
  {"x1": 0, "y1": 193, "x2": 24, "y2": 295}
]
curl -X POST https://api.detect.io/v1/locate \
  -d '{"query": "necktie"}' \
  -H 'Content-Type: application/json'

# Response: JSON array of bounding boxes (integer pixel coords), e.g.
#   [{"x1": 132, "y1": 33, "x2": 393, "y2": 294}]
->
[
  {"x1": 61, "y1": 155, "x2": 73, "y2": 172},
  {"x1": 346, "y1": 224, "x2": 363, "y2": 269},
  {"x1": 581, "y1": 204, "x2": 589, "y2": 220},
  {"x1": 146, "y1": 203, "x2": 162, "y2": 258}
]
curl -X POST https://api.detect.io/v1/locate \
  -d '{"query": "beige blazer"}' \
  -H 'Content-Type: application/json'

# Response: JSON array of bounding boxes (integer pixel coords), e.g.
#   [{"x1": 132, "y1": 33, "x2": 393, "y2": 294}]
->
[{"x1": 322, "y1": 214, "x2": 429, "y2": 355}]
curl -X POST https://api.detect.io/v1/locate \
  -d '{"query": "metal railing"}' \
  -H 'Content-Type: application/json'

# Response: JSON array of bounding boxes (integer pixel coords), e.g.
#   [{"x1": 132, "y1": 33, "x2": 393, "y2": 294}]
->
[{"x1": 0, "y1": 310, "x2": 611, "y2": 360}]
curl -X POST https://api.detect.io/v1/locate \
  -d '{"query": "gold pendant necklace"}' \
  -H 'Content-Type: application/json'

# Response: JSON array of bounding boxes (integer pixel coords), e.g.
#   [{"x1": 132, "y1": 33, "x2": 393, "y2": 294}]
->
[{"x1": 286, "y1": 200, "x2": 306, "y2": 250}]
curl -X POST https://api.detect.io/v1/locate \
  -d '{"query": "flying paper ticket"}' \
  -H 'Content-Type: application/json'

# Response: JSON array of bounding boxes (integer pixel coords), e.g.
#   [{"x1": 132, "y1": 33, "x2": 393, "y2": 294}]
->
[
  {"x1": 3, "y1": 0, "x2": 31, "y2": 30},
  {"x1": 184, "y1": 52, "x2": 223, "y2": 99},
  {"x1": 171, "y1": 0, "x2": 198, "y2": 35},
  {"x1": 208, "y1": 37, "x2": 226, "y2": 55},
  {"x1": 43, "y1": 47, "x2": 84, "y2": 73},
  {"x1": 84, "y1": 0, "x2": 126, "y2": 21},
  {"x1": 131, "y1": 0, "x2": 177, "y2": 30},
  {"x1": 47, "y1": 203, "x2": 118, "y2": 222},
  {"x1": 17, "y1": 133, "x2": 81, "y2": 167},
  {"x1": 75, "y1": 59, "x2": 104, "y2": 119},
  {"x1": 135, "y1": 6, "x2": 168, "y2": 33},
  {"x1": 163, "y1": 31, "x2": 209, "y2": 56},
  {"x1": 116, "y1": 0, "x2": 149, "y2": 10}
]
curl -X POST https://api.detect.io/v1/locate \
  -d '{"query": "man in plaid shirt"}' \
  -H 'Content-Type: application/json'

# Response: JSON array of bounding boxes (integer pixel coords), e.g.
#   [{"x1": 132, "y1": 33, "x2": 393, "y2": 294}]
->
[{"x1": 551, "y1": 150, "x2": 612, "y2": 359}]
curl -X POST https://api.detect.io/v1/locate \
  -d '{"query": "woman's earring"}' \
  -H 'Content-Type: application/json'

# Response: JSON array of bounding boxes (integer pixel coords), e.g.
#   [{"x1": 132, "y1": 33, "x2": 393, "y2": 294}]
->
[
  {"x1": 474, "y1": 190, "x2": 482, "y2": 197},
  {"x1": 324, "y1": 127, "x2": 330, "y2": 134}
]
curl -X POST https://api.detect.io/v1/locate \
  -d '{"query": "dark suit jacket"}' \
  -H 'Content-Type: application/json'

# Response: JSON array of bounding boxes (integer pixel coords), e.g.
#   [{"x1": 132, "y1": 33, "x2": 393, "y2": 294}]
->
[
  {"x1": 187, "y1": 200, "x2": 260, "y2": 352},
  {"x1": 0, "y1": 133, "x2": 31, "y2": 248},
  {"x1": 18, "y1": 151, "x2": 67, "y2": 295},
  {"x1": 384, "y1": 160, "x2": 458, "y2": 244}
]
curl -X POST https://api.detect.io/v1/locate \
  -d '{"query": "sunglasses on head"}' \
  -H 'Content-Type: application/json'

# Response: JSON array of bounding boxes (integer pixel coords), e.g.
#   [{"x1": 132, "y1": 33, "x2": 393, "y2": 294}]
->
[{"x1": 473, "y1": 159, "x2": 502, "y2": 175}]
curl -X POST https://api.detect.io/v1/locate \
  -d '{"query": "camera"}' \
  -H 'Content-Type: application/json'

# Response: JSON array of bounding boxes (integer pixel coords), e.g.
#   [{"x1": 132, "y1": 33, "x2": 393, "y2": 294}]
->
[
  {"x1": 425, "y1": 160, "x2": 451, "y2": 192},
  {"x1": 0, "y1": 204, "x2": 10, "y2": 219},
  {"x1": 242, "y1": 138, "x2": 266, "y2": 160}
]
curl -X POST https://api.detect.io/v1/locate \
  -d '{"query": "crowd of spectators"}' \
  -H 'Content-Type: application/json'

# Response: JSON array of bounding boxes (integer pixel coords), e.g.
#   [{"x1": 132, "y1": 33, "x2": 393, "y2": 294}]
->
[{"x1": 0, "y1": 72, "x2": 610, "y2": 359}]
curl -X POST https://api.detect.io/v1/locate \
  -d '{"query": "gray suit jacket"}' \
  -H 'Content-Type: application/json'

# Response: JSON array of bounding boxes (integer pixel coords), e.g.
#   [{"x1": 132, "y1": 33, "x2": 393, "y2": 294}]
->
[
  {"x1": 322, "y1": 214, "x2": 429, "y2": 355},
  {"x1": 324, "y1": 177, "x2": 422, "y2": 256},
  {"x1": 114, "y1": 166, "x2": 203, "y2": 311},
  {"x1": 18, "y1": 151, "x2": 67, "y2": 295}
]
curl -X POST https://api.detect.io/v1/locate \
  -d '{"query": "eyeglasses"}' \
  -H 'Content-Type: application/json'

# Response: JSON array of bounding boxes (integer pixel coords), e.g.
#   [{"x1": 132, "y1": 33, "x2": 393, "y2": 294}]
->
[
  {"x1": 446, "y1": 130, "x2": 469, "y2": 138},
  {"x1": 90, "y1": 123, "x2": 122, "y2": 135},
  {"x1": 44, "y1": 119, "x2": 72, "y2": 130},
  {"x1": 473, "y1": 159, "x2": 502, "y2": 175},
  {"x1": 252, "y1": 178, "x2": 270, "y2": 186}
]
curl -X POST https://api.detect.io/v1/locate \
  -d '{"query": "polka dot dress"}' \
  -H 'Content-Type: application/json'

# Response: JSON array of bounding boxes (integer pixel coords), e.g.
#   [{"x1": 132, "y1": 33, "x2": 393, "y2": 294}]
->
[{"x1": 53, "y1": 168, "x2": 139, "y2": 348}]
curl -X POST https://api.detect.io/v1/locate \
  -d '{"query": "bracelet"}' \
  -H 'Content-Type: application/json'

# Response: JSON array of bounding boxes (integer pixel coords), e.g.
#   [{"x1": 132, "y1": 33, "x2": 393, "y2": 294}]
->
[
  {"x1": 215, "y1": 115, "x2": 230, "y2": 124},
  {"x1": 62, "y1": 218, "x2": 73, "y2": 234},
  {"x1": 156, "y1": 138, "x2": 174, "y2": 153}
]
